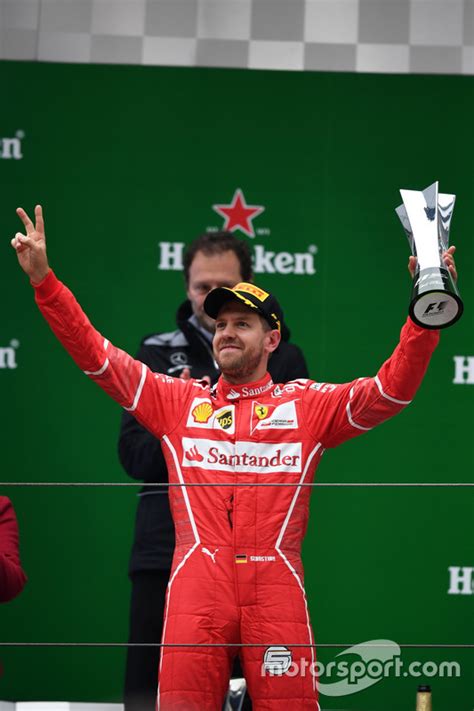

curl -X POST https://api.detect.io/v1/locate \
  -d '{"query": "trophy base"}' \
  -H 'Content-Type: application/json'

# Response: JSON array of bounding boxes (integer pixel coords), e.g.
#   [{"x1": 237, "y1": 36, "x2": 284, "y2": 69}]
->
[{"x1": 410, "y1": 290, "x2": 463, "y2": 329}]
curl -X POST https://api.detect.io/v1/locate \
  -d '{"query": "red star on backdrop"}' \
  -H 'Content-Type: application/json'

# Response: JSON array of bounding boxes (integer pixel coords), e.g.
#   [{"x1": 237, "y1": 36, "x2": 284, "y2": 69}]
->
[{"x1": 212, "y1": 189, "x2": 265, "y2": 238}]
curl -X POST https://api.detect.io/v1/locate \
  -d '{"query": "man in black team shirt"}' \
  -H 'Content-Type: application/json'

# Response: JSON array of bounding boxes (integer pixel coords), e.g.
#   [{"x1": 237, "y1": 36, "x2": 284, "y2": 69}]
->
[{"x1": 119, "y1": 231, "x2": 309, "y2": 711}]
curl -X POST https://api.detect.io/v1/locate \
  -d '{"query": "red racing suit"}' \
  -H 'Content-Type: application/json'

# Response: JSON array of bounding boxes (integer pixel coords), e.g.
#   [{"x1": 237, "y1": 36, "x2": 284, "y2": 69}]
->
[
  {"x1": 34, "y1": 271, "x2": 439, "y2": 711},
  {"x1": 0, "y1": 497, "x2": 27, "y2": 603}
]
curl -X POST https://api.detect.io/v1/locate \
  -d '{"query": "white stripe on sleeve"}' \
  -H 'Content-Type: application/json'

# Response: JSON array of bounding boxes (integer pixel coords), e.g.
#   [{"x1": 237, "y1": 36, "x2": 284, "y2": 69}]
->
[
  {"x1": 84, "y1": 358, "x2": 109, "y2": 376},
  {"x1": 124, "y1": 362, "x2": 147, "y2": 412},
  {"x1": 83, "y1": 340, "x2": 110, "y2": 376},
  {"x1": 346, "y1": 401, "x2": 372, "y2": 431},
  {"x1": 374, "y1": 375, "x2": 411, "y2": 405}
]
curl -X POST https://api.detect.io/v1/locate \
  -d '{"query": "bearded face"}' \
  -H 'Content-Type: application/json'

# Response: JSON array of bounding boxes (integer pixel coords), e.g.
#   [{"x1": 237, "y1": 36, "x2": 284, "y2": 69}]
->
[{"x1": 213, "y1": 302, "x2": 280, "y2": 384}]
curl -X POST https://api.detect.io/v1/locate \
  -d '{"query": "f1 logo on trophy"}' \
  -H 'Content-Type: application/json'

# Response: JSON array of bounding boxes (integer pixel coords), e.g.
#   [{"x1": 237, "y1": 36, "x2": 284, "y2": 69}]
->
[{"x1": 396, "y1": 181, "x2": 463, "y2": 329}]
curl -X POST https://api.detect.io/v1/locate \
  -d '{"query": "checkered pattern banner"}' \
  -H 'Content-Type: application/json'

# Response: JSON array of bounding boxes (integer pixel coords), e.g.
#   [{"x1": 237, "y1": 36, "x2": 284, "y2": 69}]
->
[{"x1": 0, "y1": 0, "x2": 473, "y2": 74}]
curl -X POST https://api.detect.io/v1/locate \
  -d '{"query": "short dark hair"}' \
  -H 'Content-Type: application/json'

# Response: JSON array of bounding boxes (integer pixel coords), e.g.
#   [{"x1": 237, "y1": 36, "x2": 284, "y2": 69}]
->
[{"x1": 183, "y1": 231, "x2": 253, "y2": 286}]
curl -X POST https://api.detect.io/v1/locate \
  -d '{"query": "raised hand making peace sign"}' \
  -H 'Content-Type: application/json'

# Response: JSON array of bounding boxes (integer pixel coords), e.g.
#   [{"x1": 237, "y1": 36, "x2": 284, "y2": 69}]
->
[{"x1": 11, "y1": 205, "x2": 50, "y2": 284}]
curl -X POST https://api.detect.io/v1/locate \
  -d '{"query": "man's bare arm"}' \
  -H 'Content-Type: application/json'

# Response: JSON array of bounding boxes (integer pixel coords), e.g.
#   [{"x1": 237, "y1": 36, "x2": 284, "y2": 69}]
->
[{"x1": 11, "y1": 205, "x2": 50, "y2": 284}]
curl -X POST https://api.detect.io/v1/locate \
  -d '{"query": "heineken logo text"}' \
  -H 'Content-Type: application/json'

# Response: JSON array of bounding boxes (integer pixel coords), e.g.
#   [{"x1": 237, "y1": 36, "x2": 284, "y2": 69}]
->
[
  {"x1": 158, "y1": 242, "x2": 316, "y2": 276},
  {"x1": 0, "y1": 131, "x2": 24, "y2": 160},
  {"x1": 0, "y1": 340, "x2": 19, "y2": 369}
]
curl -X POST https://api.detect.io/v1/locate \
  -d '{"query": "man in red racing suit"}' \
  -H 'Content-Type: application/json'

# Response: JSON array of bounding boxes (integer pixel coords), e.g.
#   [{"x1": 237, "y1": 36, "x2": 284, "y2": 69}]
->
[{"x1": 12, "y1": 205, "x2": 450, "y2": 710}]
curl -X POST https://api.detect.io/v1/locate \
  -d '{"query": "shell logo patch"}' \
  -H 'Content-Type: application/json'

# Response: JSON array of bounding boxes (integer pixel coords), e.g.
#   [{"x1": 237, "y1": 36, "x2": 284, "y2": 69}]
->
[{"x1": 192, "y1": 401, "x2": 213, "y2": 424}]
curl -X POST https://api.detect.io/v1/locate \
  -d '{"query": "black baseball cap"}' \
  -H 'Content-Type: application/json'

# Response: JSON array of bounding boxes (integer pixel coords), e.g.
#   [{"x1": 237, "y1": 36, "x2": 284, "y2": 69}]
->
[{"x1": 204, "y1": 282, "x2": 283, "y2": 333}]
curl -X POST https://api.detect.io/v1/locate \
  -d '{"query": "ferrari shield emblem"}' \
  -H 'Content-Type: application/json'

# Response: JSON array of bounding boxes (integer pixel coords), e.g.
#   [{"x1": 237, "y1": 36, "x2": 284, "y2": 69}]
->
[{"x1": 254, "y1": 404, "x2": 269, "y2": 420}]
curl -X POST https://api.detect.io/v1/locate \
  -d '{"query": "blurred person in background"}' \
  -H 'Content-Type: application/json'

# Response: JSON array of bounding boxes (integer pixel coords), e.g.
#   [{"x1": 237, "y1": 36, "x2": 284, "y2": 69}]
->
[
  {"x1": 0, "y1": 496, "x2": 27, "y2": 603},
  {"x1": 118, "y1": 231, "x2": 309, "y2": 711}
]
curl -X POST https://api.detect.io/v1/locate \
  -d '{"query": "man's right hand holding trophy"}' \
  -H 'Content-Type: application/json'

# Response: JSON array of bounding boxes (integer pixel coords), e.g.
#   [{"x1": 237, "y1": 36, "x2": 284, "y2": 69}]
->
[{"x1": 397, "y1": 180, "x2": 462, "y2": 329}]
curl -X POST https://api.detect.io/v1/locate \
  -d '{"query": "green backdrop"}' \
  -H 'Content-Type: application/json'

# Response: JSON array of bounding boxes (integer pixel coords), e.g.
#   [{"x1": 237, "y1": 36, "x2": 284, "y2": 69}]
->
[{"x1": 0, "y1": 61, "x2": 473, "y2": 710}]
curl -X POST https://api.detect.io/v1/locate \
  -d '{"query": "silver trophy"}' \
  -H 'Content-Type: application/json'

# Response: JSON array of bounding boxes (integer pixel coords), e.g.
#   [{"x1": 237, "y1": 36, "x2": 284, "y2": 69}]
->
[{"x1": 396, "y1": 181, "x2": 463, "y2": 329}]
